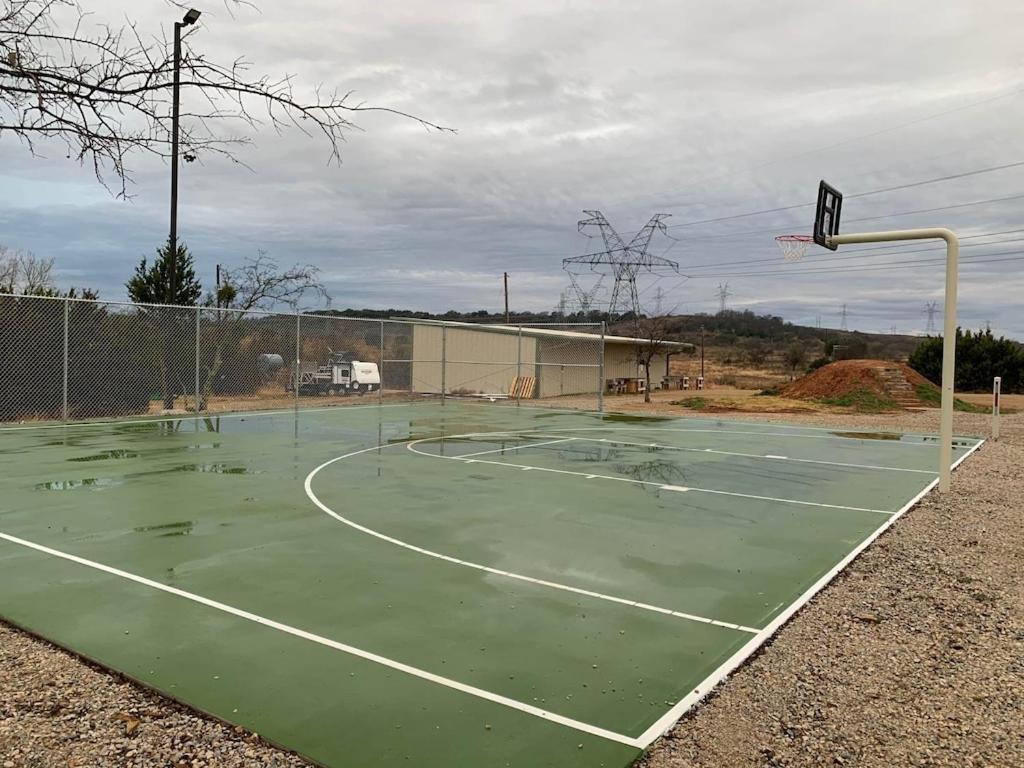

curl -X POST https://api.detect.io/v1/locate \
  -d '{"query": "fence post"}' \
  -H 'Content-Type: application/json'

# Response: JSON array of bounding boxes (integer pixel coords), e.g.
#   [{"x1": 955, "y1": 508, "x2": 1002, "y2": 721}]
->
[
  {"x1": 379, "y1": 320, "x2": 385, "y2": 406},
  {"x1": 440, "y1": 324, "x2": 447, "y2": 403},
  {"x1": 62, "y1": 298, "x2": 69, "y2": 421},
  {"x1": 294, "y1": 313, "x2": 301, "y2": 409},
  {"x1": 598, "y1": 321, "x2": 606, "y2": 414},
  {"x1": 992, "y1": 376, "x2": 1001, "y2": 440},
  {"x1": 194, "y1": 307, "x2": 201, "y2": 413},
  {"x1": 516, "y1": 326, "x2": 523, "y2": 406}
]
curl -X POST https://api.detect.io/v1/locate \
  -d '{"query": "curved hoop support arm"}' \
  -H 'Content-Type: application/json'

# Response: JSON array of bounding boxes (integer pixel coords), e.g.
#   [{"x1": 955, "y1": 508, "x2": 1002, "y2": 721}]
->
[{"x1": 830, "y1": 228, "x2": 960, "y2": 492}]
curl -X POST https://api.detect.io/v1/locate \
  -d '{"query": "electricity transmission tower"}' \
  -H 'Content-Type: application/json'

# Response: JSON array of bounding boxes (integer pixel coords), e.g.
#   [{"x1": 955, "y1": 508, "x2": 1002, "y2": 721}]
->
[
  {"x1": 562, "y1": 273, "x2": 606, "y2": 314},
  {"x1": 653, "y1": 287, "x2": 666, "y2": 316},
  {"x1": 562, "y1": 211, "x2": 679, "y2": 317},
  {"x1": 716, "y1": 283, "x2": 733, "y2": 313},
  {"x1": 924, "y1": 301, "x2": 939, "y2": 334},
  {"x1": 554, "y1": 290, "x2": 568, "y2": 317},
  {"x1": 839, "y1": 303, "x2": 849, "y2": 331}
]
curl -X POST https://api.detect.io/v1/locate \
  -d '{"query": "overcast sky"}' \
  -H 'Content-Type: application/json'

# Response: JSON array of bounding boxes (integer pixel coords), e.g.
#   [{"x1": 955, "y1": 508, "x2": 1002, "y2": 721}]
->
[{"x1": 3, "y1": 0, "x2": 1023, "y2": 337}]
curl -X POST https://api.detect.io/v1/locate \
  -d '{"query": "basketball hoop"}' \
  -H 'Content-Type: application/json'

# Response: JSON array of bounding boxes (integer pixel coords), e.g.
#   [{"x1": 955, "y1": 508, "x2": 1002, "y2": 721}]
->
[{"x1": 775, "y1": 234, "x2": 813, "y2": 262}]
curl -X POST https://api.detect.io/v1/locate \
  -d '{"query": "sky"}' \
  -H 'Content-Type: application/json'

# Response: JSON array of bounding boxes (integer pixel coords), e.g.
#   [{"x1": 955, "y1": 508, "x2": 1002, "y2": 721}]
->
[{"x1": 2, "y1": 0, "x2": 1024, "y2": 337}]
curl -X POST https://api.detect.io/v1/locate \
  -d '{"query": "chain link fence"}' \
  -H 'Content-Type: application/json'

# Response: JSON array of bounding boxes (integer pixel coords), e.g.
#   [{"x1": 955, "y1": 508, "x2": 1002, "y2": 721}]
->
[{"x1": 0, "y1": 294, "x2": 606, "y2": 423}]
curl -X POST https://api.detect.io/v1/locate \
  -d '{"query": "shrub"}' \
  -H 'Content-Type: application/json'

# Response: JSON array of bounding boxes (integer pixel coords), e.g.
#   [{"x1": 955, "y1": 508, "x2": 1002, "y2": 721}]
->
[{"x1": 909, "y1": 329, "x2": 1023, "y2": 393}]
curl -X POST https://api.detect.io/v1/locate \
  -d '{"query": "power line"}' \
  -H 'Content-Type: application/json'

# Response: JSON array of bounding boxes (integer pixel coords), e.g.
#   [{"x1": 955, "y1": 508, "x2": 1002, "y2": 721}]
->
[
  {"x1": 685, "y1": 250, "x2": 1024, "y2": 280},
  {"x1": 680, "y1": 192, "x2": 1024, "y2": 242},
  {"x1": 498, "y1": 194, "x2": 1024, "y2": 266},
  {"x1": 681, "y1": 231, "x2": 1024, "y2": 272},
  {"x1": 666, "y1": 160, "x2": 1024, "y2": 230}
]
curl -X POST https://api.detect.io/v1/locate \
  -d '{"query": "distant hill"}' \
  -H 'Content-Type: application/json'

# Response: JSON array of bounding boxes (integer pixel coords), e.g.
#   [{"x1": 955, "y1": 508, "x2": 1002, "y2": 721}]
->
[
  {"x1": 323, "y1": 307, "x2": 926, "y2": 362},
  {"x1": 611, "y1": 309, "x2": 925, "y2": 363}
]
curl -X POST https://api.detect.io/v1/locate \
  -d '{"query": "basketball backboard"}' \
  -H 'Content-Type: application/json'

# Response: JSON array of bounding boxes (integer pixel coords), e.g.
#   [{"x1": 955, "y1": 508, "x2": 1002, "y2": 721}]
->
[{"x1": 813, "y1": 180, "x2": 843, "y2": 250}]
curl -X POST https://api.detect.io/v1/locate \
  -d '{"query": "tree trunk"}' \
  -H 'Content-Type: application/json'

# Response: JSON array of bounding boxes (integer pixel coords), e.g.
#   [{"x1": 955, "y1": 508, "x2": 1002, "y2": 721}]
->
[
  {"x1": 644, "y1": 362, "x2": 652, "y2": 403},
  {"x1": 159, "y1": 349, "x2": 174, "y2": 410}
]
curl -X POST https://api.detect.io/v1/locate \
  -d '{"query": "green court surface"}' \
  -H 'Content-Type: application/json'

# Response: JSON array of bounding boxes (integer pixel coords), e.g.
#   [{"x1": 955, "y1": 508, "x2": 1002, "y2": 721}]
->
[{"x1": 0, "y1": 403, "x2": 982, "y2": 767}]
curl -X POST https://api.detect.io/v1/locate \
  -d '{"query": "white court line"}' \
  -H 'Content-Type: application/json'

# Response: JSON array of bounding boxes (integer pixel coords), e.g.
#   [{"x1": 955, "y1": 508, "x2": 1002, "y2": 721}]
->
[
  {"x1": 594, "y1": 426, "x2": 961, "y2": 447},
  {"x1": 2, "y1": 423, "x2": 985, "y2": 749},
  {"x1": 453, "y1": 437, "x2": 577, "y2": 459},
  {"x1": 305, "y1": 440, "x2": 759, "y2": 634},
  {"x1": 408, "y1": 439, "x2": 894, "y2": 515},
  {"x1": 512, "y1": 433, "x2": 938, "y2": 474},
  {"x1": 0, "y1": 403, "x2": 415, "y2": 432},
  {"x1": 634, "y1": 438, "x2": 985, "y2": 747},
  {"x1": 0, "y1": 531, "x2": 640, "y2": 748}
]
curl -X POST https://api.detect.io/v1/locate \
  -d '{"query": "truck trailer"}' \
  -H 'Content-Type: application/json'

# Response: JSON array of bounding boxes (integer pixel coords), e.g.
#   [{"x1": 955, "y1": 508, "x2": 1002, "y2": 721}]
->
[{"x1": 289, "y1": 352, "x2": 381, "y2": 396}]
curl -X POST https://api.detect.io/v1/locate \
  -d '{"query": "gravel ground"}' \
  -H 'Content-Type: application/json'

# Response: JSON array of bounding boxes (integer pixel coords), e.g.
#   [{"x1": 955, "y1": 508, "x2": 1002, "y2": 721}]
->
[
  {"x1": 2, "y1": 405, "x2": 1020, "y2": 768},
  {"x1": 635, "y1": 407, "x2": 1024, "y2": 768},
  {"x1": 0, "y1": 624, "x2": 310, "y2": 767}
]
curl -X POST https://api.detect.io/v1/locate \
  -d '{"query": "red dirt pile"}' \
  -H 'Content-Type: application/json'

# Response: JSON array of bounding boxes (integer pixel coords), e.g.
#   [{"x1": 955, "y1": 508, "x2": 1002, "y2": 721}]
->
[{"x1": 782, "y1": 359, "x2": 937, "y2": 407}]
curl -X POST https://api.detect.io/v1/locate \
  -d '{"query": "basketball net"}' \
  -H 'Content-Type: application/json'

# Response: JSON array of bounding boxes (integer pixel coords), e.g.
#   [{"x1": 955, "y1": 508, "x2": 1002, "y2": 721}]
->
[{"x1": 775, "y1": 235, "x2": 813, "y2": 262}]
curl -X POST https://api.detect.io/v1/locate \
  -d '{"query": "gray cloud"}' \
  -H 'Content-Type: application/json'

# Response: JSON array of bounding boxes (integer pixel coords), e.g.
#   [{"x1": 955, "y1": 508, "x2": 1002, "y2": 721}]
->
[{"x1": 2, "y1": 0, "x2": 1023, "y2": 336}]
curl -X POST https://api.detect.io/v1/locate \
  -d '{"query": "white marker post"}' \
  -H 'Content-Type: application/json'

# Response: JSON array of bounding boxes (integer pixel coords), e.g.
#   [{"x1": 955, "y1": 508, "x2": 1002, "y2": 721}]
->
[
  {"x1": 992, "y1": 376, "x2": 1001, "y2": 441},
  {"x1": 829, "y1": 228, "x2": 959, "y2": 492}
]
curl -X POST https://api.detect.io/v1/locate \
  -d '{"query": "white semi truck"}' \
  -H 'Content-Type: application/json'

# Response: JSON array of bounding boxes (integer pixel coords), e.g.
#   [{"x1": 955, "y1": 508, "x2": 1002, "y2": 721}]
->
[{"x1": 289, "y1": 352, "x2": 381, "y2": 396}]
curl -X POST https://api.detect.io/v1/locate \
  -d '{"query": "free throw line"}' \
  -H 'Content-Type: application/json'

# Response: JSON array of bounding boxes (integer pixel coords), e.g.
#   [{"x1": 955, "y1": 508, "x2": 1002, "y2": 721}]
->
[
  {"x1": 305, "y1": 439, "x2": 760, "y2": 634},
  {"x1": 408, "y1": 437, "x2": 894, "y2": 515}
]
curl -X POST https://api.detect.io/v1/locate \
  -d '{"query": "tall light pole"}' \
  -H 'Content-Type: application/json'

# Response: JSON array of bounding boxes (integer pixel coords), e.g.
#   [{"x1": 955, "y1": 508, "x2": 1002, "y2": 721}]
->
[{"x1": 168, "y1": 8, "x2": 201, "y2": 302}]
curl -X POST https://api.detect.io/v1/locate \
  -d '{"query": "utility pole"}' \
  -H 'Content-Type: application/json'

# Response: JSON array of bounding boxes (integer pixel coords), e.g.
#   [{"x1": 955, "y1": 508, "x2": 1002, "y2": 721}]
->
[
  {"x1": 839, "y1": 303, "x2": 849, "y2": 332},
  {"x1": 503, "y1": 272, "x2": 510, "y2": 324},
  {"x1": 168, "y1": 8, "x2": 202, "y2": 302},
  {"x1": 700, "y1": 324, "x2": 705, "y2": 379}
]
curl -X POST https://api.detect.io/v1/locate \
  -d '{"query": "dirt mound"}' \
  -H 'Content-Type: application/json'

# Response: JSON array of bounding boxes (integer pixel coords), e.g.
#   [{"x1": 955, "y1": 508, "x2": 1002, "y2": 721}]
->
[{"x1": 783, "y1": 359, "x2": 936, "y2": 408}]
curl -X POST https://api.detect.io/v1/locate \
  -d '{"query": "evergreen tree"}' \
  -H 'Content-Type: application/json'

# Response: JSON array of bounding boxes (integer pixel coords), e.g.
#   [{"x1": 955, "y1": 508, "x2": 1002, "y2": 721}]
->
[
  {"x1": 126, "y1": 240, "x2": 202, "y2": 409},
  {"x1": 126, "y1": 240, "x2": 202, "y2": 306},
  {"x1": 909, "y1": 329, "x2": 1024, "y2": 393}
]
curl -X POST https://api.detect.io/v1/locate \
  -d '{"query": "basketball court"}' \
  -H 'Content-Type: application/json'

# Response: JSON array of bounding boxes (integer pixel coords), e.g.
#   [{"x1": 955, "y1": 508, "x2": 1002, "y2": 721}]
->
[{"x1": 0, "y1": 402, "x2": 982, "y2": 767}]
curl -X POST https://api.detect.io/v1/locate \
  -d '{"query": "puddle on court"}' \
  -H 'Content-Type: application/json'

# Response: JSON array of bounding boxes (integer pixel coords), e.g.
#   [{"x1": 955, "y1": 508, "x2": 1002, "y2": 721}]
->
[
  {"x1": 35, "y1": 477, "x2": 123, "y2": 491},
  {"x1": 166, "y1": 463, "x2": 252, "y2": 475},
  {"x1": 830, "y1": 431, "x2": 903, "y2": 441},
  {"x1": 600, "y1": 413, "x2": 673, "y2": 423},
  {"x1": 133, "y1": 520, "x2": 196, "y2": 537},
  {"x1": 68, "y1": 449, "x2": 140, "y2": 462}
]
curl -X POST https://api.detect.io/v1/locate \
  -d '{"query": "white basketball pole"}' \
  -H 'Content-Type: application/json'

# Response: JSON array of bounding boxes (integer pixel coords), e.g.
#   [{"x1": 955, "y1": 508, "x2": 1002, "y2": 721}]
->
[
  {"x1": 992, "y1": 376, "x2": 1002, "y2": 441},
  {"x1": 829, "y1": 228, "x2": 959, "y2": 492}
]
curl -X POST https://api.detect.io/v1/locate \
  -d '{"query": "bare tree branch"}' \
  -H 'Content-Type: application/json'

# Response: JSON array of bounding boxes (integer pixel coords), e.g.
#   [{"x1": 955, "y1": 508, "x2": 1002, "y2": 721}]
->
[
  {"x1": 632, "y1": 312, "x2": 677, "y2": 403},
  {"x1": 1, "y1": 0, "x2": 453, "y2": 196},
  {"x1": 215, "y1": 250, "x2": 329, "y2": 312},
  {"x1": 0, "y1": 243, "x2": 55, "y2": 293}
]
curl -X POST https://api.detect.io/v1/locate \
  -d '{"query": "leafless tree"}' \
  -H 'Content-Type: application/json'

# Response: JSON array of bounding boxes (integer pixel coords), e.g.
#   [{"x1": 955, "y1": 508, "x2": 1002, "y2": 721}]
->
[
  {"x1": 632, "y1": 313, "x2": 676, "y2": 404},
  {"x1": 784, "y1": 342, "x2": 807, "y2": 379},
  {"x1": 214, "y1": 250, "x2": 328, "y2": 312},
  {"x1": 0, "y1": 244, "x2": 55, "y2": 293},
  {"x1": 200, "y1": 251, "x2": 327, "y2": 405},
  {"x1": 1, "y1": 0, "x2": 451, "y2": 196}
]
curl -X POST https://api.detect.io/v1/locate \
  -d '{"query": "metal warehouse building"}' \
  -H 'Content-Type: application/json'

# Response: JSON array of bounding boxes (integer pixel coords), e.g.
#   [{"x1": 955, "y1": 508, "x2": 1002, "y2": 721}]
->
[{"x1": 410, "y1": 321, "x2": 692, "y2": 398}]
